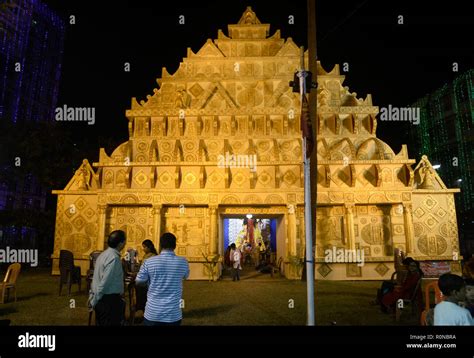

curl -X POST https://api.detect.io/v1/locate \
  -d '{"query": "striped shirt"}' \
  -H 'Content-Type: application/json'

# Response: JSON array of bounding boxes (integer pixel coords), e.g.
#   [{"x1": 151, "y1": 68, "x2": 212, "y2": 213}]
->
[
  {"x1": 90, "y1": 247, "x2": 124, "y2": 307},
  {"x1": 136, "y1": 250, "x2": 189, "y2": 323}
]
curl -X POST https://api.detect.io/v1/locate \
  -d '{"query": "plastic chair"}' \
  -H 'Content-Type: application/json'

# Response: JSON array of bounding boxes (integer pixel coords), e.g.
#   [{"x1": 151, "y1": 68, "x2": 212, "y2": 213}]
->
[
  {"x1": 58, "y1": 250, "x2": 81, "y2": 295},
  {"x1": 0, "y1": 263, "x2": 21, "y2": 304},
  {"x1": 86, "y1": 251, "x2": 103, "y2": 293},
  {"x1": 420, "y1": 280, "x2": 444, "y2": 325},
  {"x1": 391, "y1": 268, "x2": 409, "y2": 286},
  {"x1": 395, "y1": 274, "x2": 423, "y2": 322},
  {"x1": 88, "y1": 310, "x2": 95, "y2": 326}
]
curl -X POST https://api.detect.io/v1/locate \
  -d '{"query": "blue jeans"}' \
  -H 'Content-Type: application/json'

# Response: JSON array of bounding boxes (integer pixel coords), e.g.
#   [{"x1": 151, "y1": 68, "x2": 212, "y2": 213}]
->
[{"x1": 143, "y1": 318, "x2": 182, "y2": 326}]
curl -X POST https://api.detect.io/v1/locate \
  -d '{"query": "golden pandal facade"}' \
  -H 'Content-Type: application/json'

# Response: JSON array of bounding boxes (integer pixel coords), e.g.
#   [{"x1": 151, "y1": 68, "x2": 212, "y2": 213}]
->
[{"x1": 52, "y1": 7, "x2": 461, "y2": 280}]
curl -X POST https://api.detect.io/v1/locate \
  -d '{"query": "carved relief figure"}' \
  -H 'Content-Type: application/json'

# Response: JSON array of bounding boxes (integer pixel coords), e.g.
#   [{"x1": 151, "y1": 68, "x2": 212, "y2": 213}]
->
[
  {"x1": 420, "y1": 162, "x2": 435, "y2": 189},
  {"x1": 175, "y1": 89, "x2": 191, "y2": 109},
  {"x1": 76, "y1": 163, "x2": 90, "y2": 190}
]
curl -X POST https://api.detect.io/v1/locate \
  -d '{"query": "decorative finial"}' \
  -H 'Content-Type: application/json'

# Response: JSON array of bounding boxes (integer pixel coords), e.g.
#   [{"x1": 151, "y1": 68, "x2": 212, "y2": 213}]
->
[{"x1": 238, "y1": 6, "x2": 261, "y2": 25}]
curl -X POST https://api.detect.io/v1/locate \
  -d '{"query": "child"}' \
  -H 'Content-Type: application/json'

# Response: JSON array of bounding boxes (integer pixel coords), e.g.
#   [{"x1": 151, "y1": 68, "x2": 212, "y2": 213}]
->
[
  {"x1": 434, "y1": 273, "x2": 473, "y2": 325},
  {"x1": 229, "y1": 243, "x2": 242, "y2": 281}
]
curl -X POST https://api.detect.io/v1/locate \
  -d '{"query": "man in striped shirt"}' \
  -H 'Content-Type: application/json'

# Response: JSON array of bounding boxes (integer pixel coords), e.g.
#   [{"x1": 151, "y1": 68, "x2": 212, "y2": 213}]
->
[{"x1": 135, "y1": 232, "x2": 190, "y2": 325}]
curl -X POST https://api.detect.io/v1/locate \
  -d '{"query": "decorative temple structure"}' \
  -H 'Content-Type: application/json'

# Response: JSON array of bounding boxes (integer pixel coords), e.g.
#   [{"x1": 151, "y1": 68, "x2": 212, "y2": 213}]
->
[{"x1": 52, "y1": 7, "x2": 461, "y2": 280}]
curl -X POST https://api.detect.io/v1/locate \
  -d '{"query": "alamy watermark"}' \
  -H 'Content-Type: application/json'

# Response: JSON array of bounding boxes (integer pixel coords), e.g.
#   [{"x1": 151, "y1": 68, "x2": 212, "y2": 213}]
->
[
  {"x1": 18, "y1": 333, "x2": 55, "y2": 351},
  {"x1": 324, "y1": 247, "x2": 365, "y2": 267},
  {"x1": 0, "y1": 246, "x2": 38, "y2": 267},
  {"x1": 217, "y1": 152, "x2": 257, "y2": 172},
  {"x1": 55, "y1": 104, "x2": 95, "y2": 125},
  {"x1": 379, "y1": 105, "x2": 420, "y2": 125}
]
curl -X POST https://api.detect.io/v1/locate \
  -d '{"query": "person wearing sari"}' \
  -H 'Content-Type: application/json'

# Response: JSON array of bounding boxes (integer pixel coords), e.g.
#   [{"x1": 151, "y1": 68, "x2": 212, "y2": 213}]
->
[{"x1": 381, "y1": 259, "x2": 423, "y2": 312}]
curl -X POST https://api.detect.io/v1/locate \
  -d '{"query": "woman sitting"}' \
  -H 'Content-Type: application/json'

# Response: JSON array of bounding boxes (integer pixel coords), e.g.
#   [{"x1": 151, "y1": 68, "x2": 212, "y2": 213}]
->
[{"x1": 379, "y1": 258, "x2": 423, "y2": 313}]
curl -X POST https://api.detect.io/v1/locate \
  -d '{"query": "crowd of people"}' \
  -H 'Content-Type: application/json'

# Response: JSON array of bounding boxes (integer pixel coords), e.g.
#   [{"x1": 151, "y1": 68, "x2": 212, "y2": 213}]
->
[
  {"x1": 87, "y1": 218, "x2": 273, "y2": 325},
  {"x1": 87, "y1": 227, "x2": 474, "y2": 326},
  {"x1": 224, "y1": 239, "x2": 273, "y2": 281},
  {"x1": 88, "y1": 231, "x2": 189, "y2": 326},
  {"x1": 224, "y1": 219, "x2": 274, "y2": 281}
]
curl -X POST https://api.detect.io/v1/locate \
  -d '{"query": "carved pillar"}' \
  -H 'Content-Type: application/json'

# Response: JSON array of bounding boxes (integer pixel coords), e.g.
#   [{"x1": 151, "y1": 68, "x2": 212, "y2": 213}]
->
[
  {"x1": 287, "y1": 204, "x2": 297, "y2": 256},
  {"x1": 403, "y1": 203, "x2": 415, "y2": 254},
  {"x1": 152, "y1": 204, "x2": 163, "y2": 247},
  {"x1": 344, "y1": 204, "x2": 356, "y2": 251},
  {"x1": 97, "y1": 204, "x2": 107, "y2": 251},
  {"x1": 209, "y1": 205, "x2": 218, "y2": 255}
]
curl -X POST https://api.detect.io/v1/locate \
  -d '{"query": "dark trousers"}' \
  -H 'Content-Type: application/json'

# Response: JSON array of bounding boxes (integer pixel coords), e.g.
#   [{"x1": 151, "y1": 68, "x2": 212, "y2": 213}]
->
[
  {"x1": 232, "y1": 267, "x2": 240, "y2": 281},
  {"x1": 143, "y1": 318, "x2": 182, "y2": 326},
  {"x1": 95, "y1": 294, "x2": 125, "y2": 326},
  {"x1": 135, "y1": 285, "x2": 148, "y2": 311}
]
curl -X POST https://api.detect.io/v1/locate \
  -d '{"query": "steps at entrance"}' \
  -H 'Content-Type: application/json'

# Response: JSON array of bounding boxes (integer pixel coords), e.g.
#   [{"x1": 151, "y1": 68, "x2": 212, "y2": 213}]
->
[{"x1": 221, "y1": 264, "x2": 276, "y2": 280}]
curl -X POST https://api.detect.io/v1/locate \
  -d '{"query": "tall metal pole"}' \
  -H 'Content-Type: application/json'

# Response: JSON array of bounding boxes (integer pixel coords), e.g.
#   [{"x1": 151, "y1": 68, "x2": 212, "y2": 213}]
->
[
  {"x1": 298, "y1": 47, "x2": 315, "y2": 326},
  {"x1": 307, "y1": 0, "x2": 318, "y2": 326},
  {"x1": 307, "y1": 1, "x2": 318, "y2": 237}
]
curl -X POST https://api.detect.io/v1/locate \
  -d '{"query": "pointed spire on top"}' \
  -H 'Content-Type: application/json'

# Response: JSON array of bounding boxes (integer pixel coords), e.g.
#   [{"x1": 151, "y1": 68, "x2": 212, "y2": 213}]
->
[
  {"x1": 229, "y1": 7, "x2": 269, "y2": 39},
  {"x1": 238, "y1": 6, "x2": 261, "y2": 25}
]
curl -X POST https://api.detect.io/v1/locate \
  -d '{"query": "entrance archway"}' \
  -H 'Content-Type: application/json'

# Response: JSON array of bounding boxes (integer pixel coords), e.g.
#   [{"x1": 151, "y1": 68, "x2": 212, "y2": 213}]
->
[{"x1": 218, "y1": 206, "x2": 288, "y2": 279}]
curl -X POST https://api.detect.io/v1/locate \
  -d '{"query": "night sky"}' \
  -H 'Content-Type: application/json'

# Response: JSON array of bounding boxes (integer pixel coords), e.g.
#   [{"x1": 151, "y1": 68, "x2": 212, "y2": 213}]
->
[{"x1": 43, "y1": 0, "x2": 473, "y2": 159}]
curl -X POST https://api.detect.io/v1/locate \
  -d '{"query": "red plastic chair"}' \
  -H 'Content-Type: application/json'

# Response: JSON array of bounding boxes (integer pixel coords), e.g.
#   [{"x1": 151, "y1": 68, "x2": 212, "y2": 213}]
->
[
  {"x1": 395, "y1": 275, "x2": 423, "y2": 322},
  {"x1": 420, "y1": 280, "x2": 444, "y2": 325}
]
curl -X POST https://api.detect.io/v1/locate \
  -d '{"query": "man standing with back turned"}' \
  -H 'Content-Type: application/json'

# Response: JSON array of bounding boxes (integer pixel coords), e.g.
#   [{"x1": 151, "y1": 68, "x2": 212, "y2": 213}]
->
[
  {"x1": 89, "y1": 230, "x2": 127, "y2": 326},
  {"x1": 135, "y1": 232, "x2": 190, "y2": 325}
]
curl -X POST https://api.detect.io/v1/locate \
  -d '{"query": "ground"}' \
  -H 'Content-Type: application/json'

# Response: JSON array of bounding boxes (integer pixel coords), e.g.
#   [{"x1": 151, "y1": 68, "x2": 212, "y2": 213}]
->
[{"x1": 0, "y1": 267, "x2": 420, "y2": 326}]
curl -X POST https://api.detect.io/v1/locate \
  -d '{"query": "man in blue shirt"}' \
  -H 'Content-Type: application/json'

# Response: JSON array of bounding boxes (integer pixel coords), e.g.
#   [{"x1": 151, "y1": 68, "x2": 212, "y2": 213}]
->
[
  {"x1": 434, "y1": 273, "x2": 473, "y2": 325},
  {"x1": 89, "y1": 230, "x2": 126, "y2": 326},
  {"x1": 135, "y1": 232, "x2": 190, "y2": 325}
]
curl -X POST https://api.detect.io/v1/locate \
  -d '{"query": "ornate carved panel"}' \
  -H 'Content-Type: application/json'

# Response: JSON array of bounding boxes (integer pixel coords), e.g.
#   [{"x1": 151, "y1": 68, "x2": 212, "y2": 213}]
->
[
  {"x1": 315, "y1": 206, "x2": 344, "y2": 257},
  {"x1": 163, "y1": 206, "x2": 208, "y2": 260},
  {"x1": 105, "y1": 206, "x2": 154, "y2": 257},
  {"x1": 355, "y1": 205, "x2": 392, "y2": 256}
]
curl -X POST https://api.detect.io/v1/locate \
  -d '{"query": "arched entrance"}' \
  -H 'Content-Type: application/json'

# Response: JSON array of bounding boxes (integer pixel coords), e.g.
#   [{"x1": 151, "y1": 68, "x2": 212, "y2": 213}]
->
[{"x1": 218, "y1": 206, "x2": 289, "y2": 279}]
